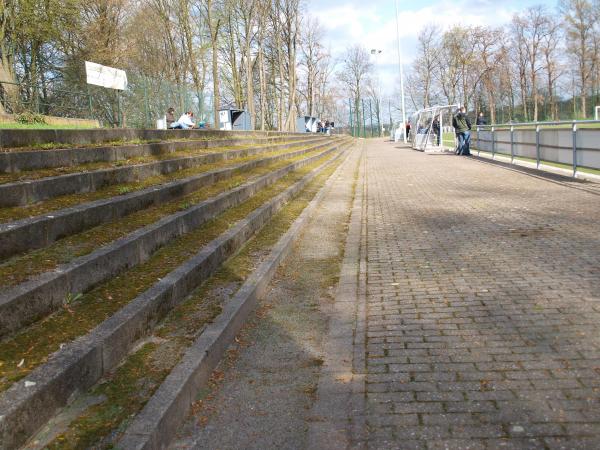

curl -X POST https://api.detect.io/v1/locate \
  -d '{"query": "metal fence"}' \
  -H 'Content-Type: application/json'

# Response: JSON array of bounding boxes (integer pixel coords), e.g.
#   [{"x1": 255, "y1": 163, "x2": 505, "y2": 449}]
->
[
  {"x1": 0, "y1": 75, "x2": 213, "y2": 128},
  {"x1": 472, "y1": 120, "x2": 600, "y2": 178},
  {"x1": 348, "y1": 98, "x2": 383, "y2": 138}
]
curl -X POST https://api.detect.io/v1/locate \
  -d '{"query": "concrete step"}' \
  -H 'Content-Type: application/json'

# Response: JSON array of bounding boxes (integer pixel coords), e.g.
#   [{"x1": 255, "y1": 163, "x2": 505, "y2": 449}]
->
[
  {"x1": 0, "y1": 135, "x2": 315, "y2": 173},
  {"x1": 0, "y1": 137, "x2": 331, "y2": 207},
  {"x1": 117, "y1": 143, "x2": 356, "y2": 450},
  {"x1": 0, "y1": 141, "x2": 350, "y2": 449},
  {"x1": 0, "y1": 128, "x2": 306, "y2": 150},
  {"x1": 0, "y1": 138, "x2": 338, "y2": 260},
  {"x1": 0, "y1": 141, "x2": 348, "y2": 337}
]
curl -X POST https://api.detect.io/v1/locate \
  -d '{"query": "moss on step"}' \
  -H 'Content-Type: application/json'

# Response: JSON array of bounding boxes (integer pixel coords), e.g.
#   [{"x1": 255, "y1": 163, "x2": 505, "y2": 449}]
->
[
  {"x1": 0, "y1": 140, "x2": 308, "y2": 184},
  {"x1": 0, "y1": 147, "x2": 333, "y2": 288},
  {"x1": 42, "y1": 150, "x2": 347, "y2": 449},
  {"x1": 0, "y1": 150, "x2": 340, "y2": 393},
  {"x1": 0, "y1": 142, "x2": 329, "y2": 223},
  {"x1": 1, "y1": 134, "x2": 274, "y2": 153}
]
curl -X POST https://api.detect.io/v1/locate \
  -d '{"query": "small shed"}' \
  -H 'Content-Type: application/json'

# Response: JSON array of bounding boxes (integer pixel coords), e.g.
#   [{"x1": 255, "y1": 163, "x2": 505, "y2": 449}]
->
[
  {"x1": 296, "y1": 116, "x2": 318, "y2": 133},
  {"x1": 219, "y1": 109, "x2": 252, "y2": 131}
]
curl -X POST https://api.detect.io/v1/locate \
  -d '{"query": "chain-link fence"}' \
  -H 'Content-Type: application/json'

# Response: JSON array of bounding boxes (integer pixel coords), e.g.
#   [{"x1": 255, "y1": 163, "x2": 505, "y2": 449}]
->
[
  {"x1": 0, "y1": 75, "x2": 213, "y2": 128},
  {"x1": 348, "y1": 98, "x2": 384, "y2": 138}
]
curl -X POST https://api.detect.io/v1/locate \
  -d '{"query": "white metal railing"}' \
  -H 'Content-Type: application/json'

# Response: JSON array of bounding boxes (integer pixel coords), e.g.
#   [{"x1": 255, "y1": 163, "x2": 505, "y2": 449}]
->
[{"x1": 473, "y1": 120, "x2": 600, "y2": 177}]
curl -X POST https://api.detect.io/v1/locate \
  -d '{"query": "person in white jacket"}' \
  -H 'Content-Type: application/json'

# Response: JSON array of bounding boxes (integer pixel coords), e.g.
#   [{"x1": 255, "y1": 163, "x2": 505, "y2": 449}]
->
[{"x1": 170, "y1": 112, "x2": 196, "y2": 129}]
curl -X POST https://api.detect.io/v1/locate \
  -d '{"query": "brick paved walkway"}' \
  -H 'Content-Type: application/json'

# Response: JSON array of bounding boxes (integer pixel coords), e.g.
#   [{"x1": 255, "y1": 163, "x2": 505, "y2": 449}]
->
[{"x1": 328, "y1": 140, "x2": 600, "y2": 449}]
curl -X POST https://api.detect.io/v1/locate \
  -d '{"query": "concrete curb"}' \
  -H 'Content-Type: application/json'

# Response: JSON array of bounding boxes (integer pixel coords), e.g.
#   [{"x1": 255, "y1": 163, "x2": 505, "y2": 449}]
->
[
  {"x1": 0, "y1": 129, "x2": 304, "y2": 150},
  {"x1": 0, "y1": 135, "x2": 317, "y2": 173},
  {"x1": 116, "y1": 143, "x2": 357, "y2": 450},
  {"x1": 307, "y1": 144, "x2": 367, "y2": 449},
  {"x1": 0, "y1": 140, "x2": 349, "y2": 337},
  {"x1": 0, "y1": 143, "x2": 350, "y2": 450},
  {"x1": 0, "y1": 137, "x2": 340, "y2": 260},
  {"x1": 0, "y1": 137, "x2": 332, "y2": 207}
]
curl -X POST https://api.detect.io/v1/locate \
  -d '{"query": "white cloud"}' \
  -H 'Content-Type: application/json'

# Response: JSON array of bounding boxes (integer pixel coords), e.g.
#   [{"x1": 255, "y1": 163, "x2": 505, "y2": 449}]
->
[{"x1": 307, "y1": 0, "x2": 539, "y2": 96}]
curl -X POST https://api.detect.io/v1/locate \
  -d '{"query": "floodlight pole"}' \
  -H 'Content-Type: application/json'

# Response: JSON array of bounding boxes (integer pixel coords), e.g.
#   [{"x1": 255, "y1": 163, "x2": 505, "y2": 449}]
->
[{"x1": 395, "y1": 0, "x2": 407, "y2": 143}]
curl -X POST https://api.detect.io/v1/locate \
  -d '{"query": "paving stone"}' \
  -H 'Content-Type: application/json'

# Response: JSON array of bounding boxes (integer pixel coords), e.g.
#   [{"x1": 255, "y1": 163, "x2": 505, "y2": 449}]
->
[{"x1": 353, "y1": 141, "x2": 600, "y2": 447}]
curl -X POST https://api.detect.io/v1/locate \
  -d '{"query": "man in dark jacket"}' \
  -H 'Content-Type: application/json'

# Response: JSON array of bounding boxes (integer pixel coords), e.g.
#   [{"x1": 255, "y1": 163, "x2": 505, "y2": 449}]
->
[
  {"x1": 452, "y1": 107, "x2": 472, "y2": 156},
  {"x1": 476, "y1": 112, "x2": 487, "y2": 125},
  {"x1": 432, "y1": 116, "x2": 440, "y2": 146}
]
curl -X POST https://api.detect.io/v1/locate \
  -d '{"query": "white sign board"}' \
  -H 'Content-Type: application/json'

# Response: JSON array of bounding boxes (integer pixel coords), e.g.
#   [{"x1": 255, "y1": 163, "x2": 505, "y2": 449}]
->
[
  {"x1": 85, "y1": 61, "x2": 128, "y2": 90},
  {"x1": 219, "y1": 110, "x2": 230, "y2": 123}
]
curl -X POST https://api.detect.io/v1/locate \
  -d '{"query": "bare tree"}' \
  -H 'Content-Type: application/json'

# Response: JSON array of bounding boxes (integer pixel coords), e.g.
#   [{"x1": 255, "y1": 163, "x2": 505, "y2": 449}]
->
[
  {"x1": 338, "y1": 45, "x2": 372, "y2": 131},
  {"x1": 299, "y1": 16, "x2": 327, "y2": 117},
  {"x1": 541, "y1": 15, "x2": 563, "y2": 120},
  {"x1": 412, "y1": 24, "x2": 440, "y2": 108},
  {"x1": 560, "y1": 0, "x2": 598, "y2": 117}
]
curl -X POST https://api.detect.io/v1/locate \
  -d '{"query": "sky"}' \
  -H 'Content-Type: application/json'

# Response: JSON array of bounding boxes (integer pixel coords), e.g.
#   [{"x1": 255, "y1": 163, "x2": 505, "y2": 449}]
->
[{"x1": 305, "y1": 0, "x2": 560, "y2": 98}]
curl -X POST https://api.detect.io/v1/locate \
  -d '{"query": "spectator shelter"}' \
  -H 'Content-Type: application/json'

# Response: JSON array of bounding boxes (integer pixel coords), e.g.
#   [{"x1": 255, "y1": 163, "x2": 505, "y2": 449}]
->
[
  {"x1": 409, "y1": 104, "x2": 459, "y2": 152},
  {"x1": 219, "y1": 109, "x2": 252, "y2": 131},
  {"x1": 296, "y1": 116, "x2": 319, "y2": 133}
]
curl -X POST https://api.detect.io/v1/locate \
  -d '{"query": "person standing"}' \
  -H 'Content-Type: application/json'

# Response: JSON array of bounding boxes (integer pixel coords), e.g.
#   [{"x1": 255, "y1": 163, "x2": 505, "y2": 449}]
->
[
  {"x1": 476, "y1": 112, "x2": 487, "y2": 126},
  {"x1": 166, "y1": 107, "x2": 176, "y2": 129},
  {"x1": 452, "y1": 106, "x2": 472, "y2": 156},
  {"x1": 432, "y1": 116, "x2": 440, "y2": 146}
]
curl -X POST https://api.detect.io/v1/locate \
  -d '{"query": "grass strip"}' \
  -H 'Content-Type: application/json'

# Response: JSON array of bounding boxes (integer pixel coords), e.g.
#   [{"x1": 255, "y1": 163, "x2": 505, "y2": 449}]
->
[
  {"x1": 0, "y1": 134, "x2": 275, "y2": 152},
  {"x1": 0, "y1": 145, "x2": 247, "y2": 184},
  {"x1": 43, "y1": 150, "x2": 348, "y2": 450},
  {"x1": 0, "y1": 142, "x2": 327, "y2": 223},
  {"x1": 0, "y1": 146, "x2": 335, "y2": 288},
  {"x1": 472, "y1": 148, "x2": 600, "y2": 176},
  {"x1": 0, "y1": 123, "x2": 97, "y2": 131},
  {"x1": 0, "y1": 151, "x2": 340, "y2": 393}
]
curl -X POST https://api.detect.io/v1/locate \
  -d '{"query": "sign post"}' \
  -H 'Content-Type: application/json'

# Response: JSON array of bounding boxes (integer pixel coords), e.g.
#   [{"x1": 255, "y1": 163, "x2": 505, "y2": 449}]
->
[{"x1": 85, "y1": 61, "x2": 128, "y2": 127}]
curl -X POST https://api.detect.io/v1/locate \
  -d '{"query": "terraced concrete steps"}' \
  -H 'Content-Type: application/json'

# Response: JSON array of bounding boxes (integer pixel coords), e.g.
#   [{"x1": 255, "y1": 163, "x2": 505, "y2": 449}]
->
[
  {"x1": 0, "y1": 128, "x2": 302, "y2": 150},
  {"x1": 118, "y1": 142, "x2": 358, "y2": 450},
  {"x1": 0, "y1": 137, "x2": 329, "y2": 207},
  {"x1": 0, "y1": 134, "x2": 315, "y2": 173},
  {"x1": 0, "y1": 138, "x2": 335, "y2": 260},
  {"x1": 0, "y1": 140, "x2": 352, "y2": 450},
  {"x1": 0, "y1": 142, "x2": 346, "y2": 337}
]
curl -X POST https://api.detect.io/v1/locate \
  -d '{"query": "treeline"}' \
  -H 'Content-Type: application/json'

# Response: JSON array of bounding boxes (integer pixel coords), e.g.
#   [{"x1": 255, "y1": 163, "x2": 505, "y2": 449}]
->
[
  {"x1": 0, "y1": 0, "x2": 341, "y2": 129},
  {"x1": 407, "y1": 0, "x2": 600, "y2": 123}
]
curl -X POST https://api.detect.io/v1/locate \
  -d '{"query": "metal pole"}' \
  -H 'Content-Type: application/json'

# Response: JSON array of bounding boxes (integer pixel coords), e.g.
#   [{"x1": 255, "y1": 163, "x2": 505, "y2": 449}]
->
[
  {"x1": 439, "y1": 112, "x2": 443, "y2": 150},
  {"x1": 87, "y1": 86, "x2": 93, "y2": 119},
  {"x1": 395, "y1": 0, "x2": 407, "y2": 143},
  {"x1": 491, "y1": 126, "x2": 495, "y2": 159},
  {"x1": 348, "y1": 98, "x2": 354, "y2": 137},
  {"x1": 362, "y1": 99, "x2": 367, "y2": 138},
  {"x1": 143, "y1": 78, "x2": 150, "y2": 128},
  {"x1": 388, "y1": 99, "x2": 392, "y2": 139},
  {"x1": 369, "y1": 100, "x2": 374, "y2": 138},
  {"x1": 572, "y1": 121, "x2": 578, "y2": 177},
  {"x1": 510, "y1": 125, "x2": 514, "y2": 163},
  {"x1": 115, "y1": 90, "x2": 120, "y2": 128},
  {"x1": 535, "y1": 124, "x2": 540, "y2": 169},
  {"x1": 354, "y1": 97, "x2": 360, "y2": 137}
]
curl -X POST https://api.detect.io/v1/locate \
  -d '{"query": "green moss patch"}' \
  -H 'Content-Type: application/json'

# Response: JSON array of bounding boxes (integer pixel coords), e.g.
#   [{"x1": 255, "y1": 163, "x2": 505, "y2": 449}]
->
[
  {"x1": 0, "y1": 150, "x2": 340, "y2": 393},
  {"x1": 0, "y1": 141, "x2": 309, "y2": 184},
  {"x1": 0, "y1": 147, "x2": 335, "y2": 288},
  {"x1": 0, "y1": 143, "x2": 330, "y2": 223},
  {"x1": 43, "y1": 151, "x2": 346, "y2": 449}
]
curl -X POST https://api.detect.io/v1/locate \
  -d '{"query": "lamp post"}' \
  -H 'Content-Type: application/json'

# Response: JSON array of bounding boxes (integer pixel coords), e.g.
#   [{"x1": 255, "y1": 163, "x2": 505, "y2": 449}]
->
[
  {"x1": 370, "y1": 49, "x2": 383, "y2": 137},
  {"x1": 394, "y1": 0, "x2": 407, "y2": 143}
]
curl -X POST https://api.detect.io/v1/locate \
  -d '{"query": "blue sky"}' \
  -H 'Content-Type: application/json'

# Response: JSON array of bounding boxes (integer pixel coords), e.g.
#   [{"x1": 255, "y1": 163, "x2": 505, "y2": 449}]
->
[{"x1": 305, "y1": 0, "x2": 560, "y2": 96}]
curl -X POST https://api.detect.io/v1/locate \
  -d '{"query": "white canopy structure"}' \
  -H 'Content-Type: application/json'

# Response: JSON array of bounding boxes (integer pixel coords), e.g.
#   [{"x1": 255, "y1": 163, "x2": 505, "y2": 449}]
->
[{"x1": 409, "y1": 104, "x2": 459, "y2": 152}]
